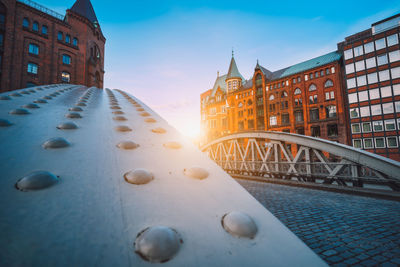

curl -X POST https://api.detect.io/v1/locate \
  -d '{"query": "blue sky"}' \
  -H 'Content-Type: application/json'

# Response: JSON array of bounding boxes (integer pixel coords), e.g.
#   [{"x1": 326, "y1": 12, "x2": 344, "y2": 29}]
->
[{"x1": 40, "y1": 0, "x2": 400, "y2": 137}]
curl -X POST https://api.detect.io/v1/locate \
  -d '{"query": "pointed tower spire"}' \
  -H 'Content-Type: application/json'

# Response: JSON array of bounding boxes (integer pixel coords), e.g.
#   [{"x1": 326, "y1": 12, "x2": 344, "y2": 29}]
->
[
  {"x1": 226, "y1": 54, "x2": 243, "y2": 80},
  {"x1": 70, "y1": 0, "x2": 98, "y2": 23}
]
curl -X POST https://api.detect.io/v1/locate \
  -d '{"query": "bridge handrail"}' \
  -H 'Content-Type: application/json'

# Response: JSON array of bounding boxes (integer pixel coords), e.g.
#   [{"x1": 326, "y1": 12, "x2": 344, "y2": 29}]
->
[{"x1": 200, "y1": 131, "x2": 400, "y2": 180}]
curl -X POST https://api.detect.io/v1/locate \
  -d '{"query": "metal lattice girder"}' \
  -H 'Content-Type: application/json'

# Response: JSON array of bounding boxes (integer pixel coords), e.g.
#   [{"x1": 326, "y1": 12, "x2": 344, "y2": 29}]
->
[{"x1": 0, "y1": 85, "x2": 325, "y2": 266}]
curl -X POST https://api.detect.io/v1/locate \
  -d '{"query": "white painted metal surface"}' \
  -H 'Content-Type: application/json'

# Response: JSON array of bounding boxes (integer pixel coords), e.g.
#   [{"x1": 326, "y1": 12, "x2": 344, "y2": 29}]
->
[{"x1": 0, "y1": 85, "x2": 326, "y2": 266}]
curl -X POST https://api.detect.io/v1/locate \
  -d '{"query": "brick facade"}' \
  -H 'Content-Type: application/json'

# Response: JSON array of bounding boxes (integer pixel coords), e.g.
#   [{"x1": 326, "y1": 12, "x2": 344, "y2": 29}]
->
[{"x1": 0, "y1": 0, "x2": 105, "y2": 92}]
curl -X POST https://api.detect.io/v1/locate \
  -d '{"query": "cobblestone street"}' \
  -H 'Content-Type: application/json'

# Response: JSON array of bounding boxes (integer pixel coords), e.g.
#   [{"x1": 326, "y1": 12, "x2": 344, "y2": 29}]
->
[{"x1": 237, "y1": 179, "x2": 400, "y2": 266}]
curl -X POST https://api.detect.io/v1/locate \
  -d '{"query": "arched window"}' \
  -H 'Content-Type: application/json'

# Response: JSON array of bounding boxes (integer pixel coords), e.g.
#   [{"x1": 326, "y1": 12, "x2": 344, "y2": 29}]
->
[
  {"x1": 269, "y1": 94, "x2": 275, "y2": 100},
  {"x1": 294, "y1": 88, "x2": 301, "y2": 95},
  {"x1": 61, "y1": 71, "x2": 71, "y2": 83},
  {"x1": 73, "y1": 38, "x2": 78, "y2": 46},
  {"x1": 238, "y1": 102, "x2": 243, "y2": 108},
  {"x1": 32, "y1": 21, "x2": 38, "y2": 31},
  {"x1": 324, "y1": 79, "x2": 333, "y2": 88},
  {"x1": 247, "y1": 99, "x2": 253, "y2": 106},
  {"x1": 281, "y1": 91, "x2": 288, "y2": 98},
  {"x1": 309, "y1": 84, "x2": 317, "y2": 91},
  {"x1": 22, "y1": 18, "x2": 29, "y2": 28}
]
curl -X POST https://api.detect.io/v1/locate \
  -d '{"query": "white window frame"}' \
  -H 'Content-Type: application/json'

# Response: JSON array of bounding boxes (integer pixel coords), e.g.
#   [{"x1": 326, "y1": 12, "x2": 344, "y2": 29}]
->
[
  {"x1": 385, "y1": 119, "x2": 396, "y2": 131},
  {"x1": 353, "y1": 139, "x2": 363, "y2": 149},
  {"x1": 363, "y1": 138, "x2": 374, "y2": 149},
  {"x1": 351, "y1": 123, "x2": 361, "y2": 133},
  {"x1": 374, "y1": 137, "x2": 386, "y2": 148},
  {"x1": 386, "y1": 136, "x2": 398, "y2": 148},
  {"x1": 362, "y1": 122, "x2": 372, "y2": 133}
]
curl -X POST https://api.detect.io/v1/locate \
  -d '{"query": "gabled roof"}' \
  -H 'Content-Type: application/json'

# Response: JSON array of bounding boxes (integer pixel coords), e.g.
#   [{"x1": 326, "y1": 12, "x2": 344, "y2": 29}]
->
[
  {"x1": 211, "y1": 74, "x2": 227, "y2": 97},
  {"x1": 70, "y1": 0, "x2": 98, "y2": 23},
  {"x1": 226, "y1": 57, "x2": 244, "y2": 80}
]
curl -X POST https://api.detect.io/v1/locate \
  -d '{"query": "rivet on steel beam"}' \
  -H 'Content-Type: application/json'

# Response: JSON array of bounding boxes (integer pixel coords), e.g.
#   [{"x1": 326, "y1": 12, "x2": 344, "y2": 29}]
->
[
  {"x1": 29, "y1": 89, "x2": 36, "y2": 93},
  {"x1": 9, "y1": 108, "x2": 30, "y2": 115},
  {"x1": 112, "y1": 111, "x2": 124, "y2": 115},
  {"x1": 151, "y1": 128, "x2": 166, "y2": 134},
  {"x1": 22, "y1": 103, "x2": 40, "y2": 109},
  {"x1": 117, "y1": 141, "x2": 139, "y2": 150},
  {"x1": 10, "y1": 93, "x2": 22, "y2": 97},
  {"x1": 221, "y1": 212, "x2": 258, "y2": 239},
  {"x1": 113, "y1": 116, "x2": 127, "y2": 121},
  {"x1": 43, "y1": 96, "x2": 52, "y2": 100},
  {"x1": 0, "y1": 119, "x2": 13, "y2": 127},
  {"x1": 21, "y1": 91, "x2": 30, "y2": 95},
  {"x1": 145, "y1": 118, "x2": 156, "y2": 123},
  {"x1": 163, "y1": 142, "x2": 182, "y2": 149},
  {"x1": 110, "y1": 105, "x2": 121, "y2": 109},
  {"x1": 57, "y1": 122, "x2": 78, "y2": 130},
  {"x1": 76, "y1": 103, "x2": 87, "y2": 107},
  {"x1": 135, "y1": 226, "x2": 182, "y2": 263},
  {"x1": 124, "y1": 169, "x2": 153, "y2": 184},
  {"x1": 33, "y1": 99, "x2": 48, "y2": 104},
  {"x1": 65, "y1": 112, "x2": 82, "y2": 119},
  {"x1": 0, "y1": 96, "x2": 12, "y2": 100},
  {"x1": 42, "y1": 137, "x2": 71, "y2": 149},
  {"x1": 183, "y1": 167, "x2": 209, "y2": 180},
  {"x1": 137, "y1": 108, "x2": 145, "y2": 111},
  {"x1": 115, "y1": 125, "x2": 132, "y2": 132},
  {"x1": 15, "y1": 171, "x2": 59, "y2": 191},
  {"x1": 140, "y1": 112, "x2": 150, "y2": 117},
  {"x1": 69, "y1": 107, "x2": 83, "y2": 112}
]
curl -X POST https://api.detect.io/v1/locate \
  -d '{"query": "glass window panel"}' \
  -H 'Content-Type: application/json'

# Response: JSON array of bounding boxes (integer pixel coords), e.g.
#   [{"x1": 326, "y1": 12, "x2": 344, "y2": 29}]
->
[
  {"x1": 365, "y1": 57, "x2": 376, "y2": 69},
  {"x1": 379, "y1": 70, "x2": 390, "y2": 81},
  {"x1": 377, "y1": 54, "x2": 388, "y2": 66},
  {"x1": 371, "y1": 104, "x2": 382, "y2": 115},
  {"x1": 348, "y1": 93, "x2": 358, "y2": 103},
  {"x1": 353, "y1": 139, "x2": 362, "y2": 149},
  {"x1": 350, "y1": 108, "x2": 359, "y2": 118},
  {"x1": 373, "y1": 121, "x2": 383, "y2": 132},
  {"x1": 395, "y1": 101, "x2": 400, "y2": 113},
  {"x1": 381, "y1": 86, "x2": 392, "y2": 98},
  {"x1": 358, "y1": 90, "x2": 369, "y2": 101},
  {"x1": 355, "y1": 60, "x2": 365, "y2": 71},
  {"x1": 270, "y1": 116, "x2": 277, "y2": 126},
  {"x1": 369, "y1": 88, "x2": 380, "y2": 99},
  {"x1": 387, "y1": 34, "x2": 399, "y2": 46},
  {"x1": 351, "y1": 123, "x2": 361, "y2": 133},
  {"x1": 364, "y1": 42, "x2": 374, "y2": 53},
  {"x1": 357, "y1": 75, "x2": 367, "y2": 86},
  {"x1": 367, "y1": 72, "x2": 378, "y2": 84},
  {"x1": 345, "y1": 63, "x2": 355, "y2": 74},
  {"x1": 387, "y1": 137, "x2": 398, "y2": 148},
  {"x1": 383, "y1": 103, "x2": 394, "y2": 114},
  {"x1": 362, "y1": 122, "x2": 372, "y2": 132},
  {"x1": 330, "y1": 91, "x2": 334, "y2": 99},
  {"x1": 389, "y1": 50, "x2": 400, "y2": 62},
  {"x1": 360, "y1": 106, "x2": 370, "y2": 117},
  {"x1": 385, "y1": 119, "x2": 396, "y2": 130},
  {"x1": 344, "y1": 49, "x2": 353, "y2": 60},
  {"x1": 391, "y1": 66, "x2": 400, "y2": 79},
  {"x1": 347, "y1": 78, "x2": 356, "y2": 89},
  {"x1": 393, "y1": 84, "x2": 400, "y2": 96},
  {"x1": 375, "y1": 38, "x2": 386, "y2": 50},
  {"x1": 375, "y1": 138, "x2": 385, "y2": 148},
  {"x1": 364, "y1": 138, "x2": 374, "y2": 149},
  {"x1": 354, "y1": 46, "x2": 363, "y2": 57}
]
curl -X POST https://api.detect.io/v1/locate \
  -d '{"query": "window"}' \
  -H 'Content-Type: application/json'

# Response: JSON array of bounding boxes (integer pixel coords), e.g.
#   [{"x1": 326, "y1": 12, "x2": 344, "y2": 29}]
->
[
  {"x1": 327, "y1": 124, "x2": 338, "y2": 137},
  {"x1": 364, "y1": 138, "x2": 374, "y2": 149},
  {"x1": 61, "y1": 71, "x2": 70, "y2": 83},
  {"x1": 373, "y1": 121, "x2": 383, "y2": 132},
  {"x1": 375, "y1": 137, "x2": 385, "y2": 148},
  {"x1": 389, "y1": 50, "x2": 400, "y2": 62},
  {"x1": 58, "y1": 31, "x2": 63, "y2": 41},
  {"x1": 367, "y1": 72, "x2": 378, "y2": 84},
  {"x1": 362, "y1": 122, "x2": 372, "y2": 132},
  {"x1": 305, "y1": 74, "x2": 308, "y2": 81},
  {"x1": 345, "y1": 63, "x2": 355, "y2": 74},
  {"x1": 371, "y1": 104, "x2": 382, "y2": 116},
  {"x1": 326, "y1": 105, "x2": 337, "y2": 118},
  {"x1": 325, "y1": 92, "x2": 330, "y2": 100},
  {"x1": 353, "y1": 139, "x2": 362, "y2": 149},
  {"x1": 355, "y1": 60, "x2": 365, "y2": 71},
  {"x1": 28, "y1": 43, "x2": 39, "y2": 55},
  {"x1": 295, "y1": 111, "x2": 303, "y2": 123},
  {"x1": 320, "y1": 70, "x2": 324, "y2": 77},
  {"x1": 360, "y1": 106, "x2": 370, "y2": 117},
  {"x1": 364, "y1": 42, "x2": 374, "y2": 53},
  {"x1": 62, "y1": 54, "x2": 71, "y2": 65},
  {"x1": 65, "y1": 34, "x2": 71, "y2": 43},
  {"x1": 315, "y1": 71, "x2": 319, "y2": 78},
  {"x1": 324, "y1": 79, "x2": 333, "y2": 88},
  {"x1": 326, "y1": 68, "x2": 330, "y2": 75},
  {"x1": 396, "y1": 101, "x2": 400, "y2": 113},
  {"x1": 281, "y1": 113, "x2": 290, "y2": 125},
  {"x1": 385, "y1": 119, "x2": 396, "y2": 131},
  {"x1": 311, "y1": 126, "x2": 320, "y2": 137},
  {"x1": 358, "y1": 90, "x2": 368, "y2": 102},
  {"x1": 292, "y1": 78, "x2": 296, "y2": 84},
  {"x1": 366, "y1": 57, "x2": 376, "y2": 69},
  {"x1": 309, "y1": 109, "x2": 319, "y2": 121},
  {"x1": 392, "y1": 66, "x2": 400, "y2": 79},
  {"x1": 354, "y1": 45, "x2": 363, "y2": 57},
  {"x1": 310, "y1": 73, "x2": 314, "y2": 79},
  {"x1": 350, "y1": 108, "x2": 359, "y2": 118},
  {"x1": 295, "y1": 98, "x2": 302, "y2": 107},
  {"x1": 369, "y1": 88, "x2": 380, "y2": 100},
  {"x1": 32, "y1": 21, "x2": 38, "y2": 31},
  {"x1": 23, "y1": 18, "x2": 29, "y2": 28},
  {"x1": 375, "y1": 38, "x2": 386, "y2": 50},
  {"x1": 381, "y1": 86, "x2": 392, "y2": 98},
  {"x1": 347, "y1": 78, "x2": 356, "y2": 89},
  {"x1": 42, "y1": 25, "x2": 48, "y2": 35},
  {"x1": 268, "y1": 94, "x2": 274, "y2": 100},
  {"x1": 387, "y1": 34, "x2": 399, "y2": 46},
  {"x1": 348, "y1": 93, "x2": 358, "y2": 103},
  {"x1": 395, "y1": 84, "x2": 400, "y2": 96},
  {"x1": 330, "y1": 91, "x2": 334, "y2": 100},
  {"x1": 281, "y1": 101, "x2": 288, "y2": 109},
  {"x1": 270, "y1": 116, "x2": 277, "y2": 126},
  {"x1": 269, "y1": 103, "x2": 275, "y2": 112},
  {"x1": 294, "y1": 88, "x2": 301, "y2": 95},
  {"x1": 379, "y1": 70, "x2": 390, "y2": 81},
  {"x1": 281, "y1": 91, "x2": 288, "y2": 98},
  {"x1": 73, "y1": 38, "x2": 78, "y2": 46},
  {"x1": 309, "y1": 95, "x2": 317, "y2": 104},
  {"x1": 344, "y1": 49, "x2": 353, "y2": 60},
  {"x1": 309, "y1": 84, "x2": 316, "y2": 91},
  {"x1": 383, "y1": 103, "x2": 394, "y2": 114},
  {"x1": 27, "y1": 62, "x2": 38, "y2": 74},
  {"x1": 377, "y1": 54, "x2": 388, "y2": 66},
  {"x1": 297, "y1": 77, "x2": 301, "y2": 83},
  {"x1": 357, "y1": 75, "x2": 367, "y2": 87},
  {"x1": 351, "y1": 123, "x2": 361, "y2": 133},
  {"x1": 387, "y1": 136, "x2": 398, "y2": 148}
]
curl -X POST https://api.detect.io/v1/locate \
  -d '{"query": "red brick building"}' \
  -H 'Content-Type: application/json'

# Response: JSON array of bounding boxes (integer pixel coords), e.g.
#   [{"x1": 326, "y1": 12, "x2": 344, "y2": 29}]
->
[{"x1": 0, "y1": 0, "x2": 105, "y2": 92}]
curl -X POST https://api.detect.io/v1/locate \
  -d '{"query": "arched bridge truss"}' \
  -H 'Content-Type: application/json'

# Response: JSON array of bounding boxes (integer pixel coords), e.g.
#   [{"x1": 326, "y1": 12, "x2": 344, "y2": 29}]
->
[{"x1": 201, "y1": 131, "x2": 400, "y2": 191}]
